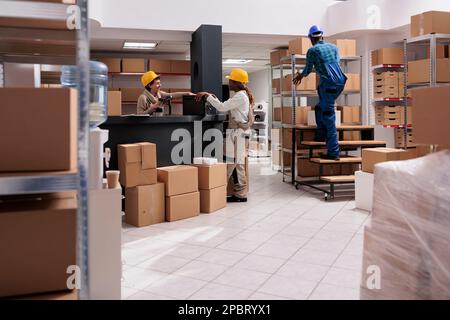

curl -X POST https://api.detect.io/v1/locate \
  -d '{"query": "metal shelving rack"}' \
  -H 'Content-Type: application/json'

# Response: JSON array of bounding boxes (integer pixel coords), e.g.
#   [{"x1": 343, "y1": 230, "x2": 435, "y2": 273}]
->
[
  {"x1": 403, "y1": 33, "x2": 450, "y2": 151},
  {"x1": 0, "y1": 0, "x2": 90, "y2": 299},
  {"x1": 274, "y1": 54, "x2": 362, "y2": 185}
]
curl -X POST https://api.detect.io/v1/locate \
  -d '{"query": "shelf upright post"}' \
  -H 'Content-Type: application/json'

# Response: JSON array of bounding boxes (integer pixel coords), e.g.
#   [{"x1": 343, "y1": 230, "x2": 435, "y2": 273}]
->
[
  {"x1": 280, "y1": 61, "x2": 285, "y2": 182},
  {"x1": 430, "y1": 33, "x2": 437, "y2": 86},
  {"x1": 76, "y1": 0, "x2": 90, "y2": 300},
  {"x1": 403, "y1": 39, "x2": 408, "y2": 150},
  {"x1": 291, "y1": 54, "x2": 296, "y2": 184}
]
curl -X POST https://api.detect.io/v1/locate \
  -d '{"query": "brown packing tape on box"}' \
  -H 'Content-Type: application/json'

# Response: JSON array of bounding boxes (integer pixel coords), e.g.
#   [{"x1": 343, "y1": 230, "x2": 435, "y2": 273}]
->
[
  {"x1": 0, "y1": 194, "x2": 77, "y2": 298},
  {"x1": 157, "y1": 165, "x2": 199, "y2": 197},
  {"x1": 166, "y1": 191, "x2": 200, "y2": 222},
  {"x1": 200, "y1": 185, "x2": 227, "y2": 213},
  {"x1": 125, "y1": 183, "x2": 165, "y2": 227},
  {"x1": 0, "y1": 88, "x2": 77, "y2": 172}
]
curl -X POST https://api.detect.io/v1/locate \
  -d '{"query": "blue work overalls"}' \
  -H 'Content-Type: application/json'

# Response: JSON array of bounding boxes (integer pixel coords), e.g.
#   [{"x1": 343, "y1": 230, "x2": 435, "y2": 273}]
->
[{"x1": 315, "y1": 62, "x2": 347, "y2": 158}]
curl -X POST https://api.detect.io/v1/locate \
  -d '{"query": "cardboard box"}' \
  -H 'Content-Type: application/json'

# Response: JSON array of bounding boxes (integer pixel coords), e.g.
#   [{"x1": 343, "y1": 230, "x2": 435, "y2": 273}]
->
[
  {"x1": 194, "y1": 163, "x2": 227, "y2": 190},
  {"x1": 120, "y1": 88, "x2": 142, "y2": 102},
  {"x1": 283, "y1": 73, "x2": 317, "y2": 92},
  {"x1": 270, "y1": 49, "x2": 289, "y2": 65},
  {"x1": 157, "y1": 165, "x2": 199, "y2": 196},
  {"x1": 330, "y1": 39, "x2": 356, "y2": 57},
  {"x1": 426, "y1": 45, "x2": 449, "y2": 59},
  {"x1": 361, "y1": 147, "x2": 412, "y2": 173},
  {"x1": 411, "y1": 86, "x2": 450, "y2": 148},
  {"x1": 411, "y1": 11, "x2": 450, "y2": 37},
  {"x1": 171, "y1": 60, "x2": 190, "y2": 74},
  {"x1": 272, "y1": 78, "x2": 281, "y2": 94},
  {"x1": 166, "y1": 191, "x2": 200, "y2": 222},
  {"x1": 395, "y1": 129, "x2": 414, "y2": 149},
  {"x1": 149, "y1": 59, "x2": 172, "y2": 74},
  {"x1": 118, "y1": 143, "x2": 157, "y2": 187},
  {"x1": 288, "y1": 37, "x2": 312, "y2": 55},
  {"x1": 344, "y1": 73, "x2": 361, "y2": 91},
  {"x1": 374, "y1": 85, "x2": 399, "y2": 99},
  {"x1": 122, "y1": 58, "x2": 146, "y2": 73},
  {"x1": 107, "y1": 90, "x2": 122, "y2": 116},
  {"x1": 407, "y1": 59, "x2": 450, "y2": 83},
  {"x1": 374, "y1": 71, "x2": 399, "y2": 86},
  {"x1": 125, "y1": 183, "x2": 165, "y2": 227},
  {"x1": 98, "y1": 58, "x2": 121, "y2": 73},
  {"x1": 200, "y1": 185, "x2": 227, "y2": 213},
  {"x1": 371, "y1": 48, "x2": 404, "y2": 66},
  {"x1": 282, "y1": 106, "x2": 311, "y2": 125},
  {"x1": 355, "y1": 171, "x2": 374, "y2": 212},
  {"x1": 0, "y1": 194, "x2": 76, "y2": 298},
  {"x1": 0, "y1": 88, "x2": 77, "y2": 172},
  {"x1": 273, "y1": 108, "x2": 282, "y2": 121},
  {"x1": 337, "y1": 106, "x2": 360, "y2": 124},
  {"x1": 307, "y1": 110, "x2": 341, "y2": 127},
  {"x1": 375, "y1": 106, "x2": 412, "y2": 126}
]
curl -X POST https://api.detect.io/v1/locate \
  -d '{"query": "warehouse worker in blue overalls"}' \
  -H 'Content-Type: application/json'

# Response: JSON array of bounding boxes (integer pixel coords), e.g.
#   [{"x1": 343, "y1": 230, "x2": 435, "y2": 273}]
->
[{"x1": 293, "y1": 25, "x2": 347, "y2": 160}]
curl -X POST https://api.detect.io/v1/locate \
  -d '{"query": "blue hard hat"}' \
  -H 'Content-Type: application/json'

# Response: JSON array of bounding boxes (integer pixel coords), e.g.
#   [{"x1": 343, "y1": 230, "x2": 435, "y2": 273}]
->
[{"x1": 308, "y1": 25, "x2": 323, "y2": 38}]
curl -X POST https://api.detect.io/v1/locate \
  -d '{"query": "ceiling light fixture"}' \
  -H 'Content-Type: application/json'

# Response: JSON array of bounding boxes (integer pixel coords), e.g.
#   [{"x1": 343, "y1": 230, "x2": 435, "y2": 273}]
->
[
  {"x1": 123, "y1": 41, "x2": 158, "y2": 50},
  {"x1": 223, "y1": 59, "x2": 253, "y2": 65}
]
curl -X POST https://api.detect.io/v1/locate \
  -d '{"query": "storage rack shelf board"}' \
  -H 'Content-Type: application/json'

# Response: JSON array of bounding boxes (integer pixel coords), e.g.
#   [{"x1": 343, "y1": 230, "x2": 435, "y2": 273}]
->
[{"x1": 0, "y1": 0, "x2": 91, "y2": 299}]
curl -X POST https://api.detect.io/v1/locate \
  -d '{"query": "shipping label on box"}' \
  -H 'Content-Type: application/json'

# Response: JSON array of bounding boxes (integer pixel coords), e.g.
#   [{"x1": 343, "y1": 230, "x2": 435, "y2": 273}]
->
[{"x1": 125, "y1": 183, "x2": 165, "y2": 227}]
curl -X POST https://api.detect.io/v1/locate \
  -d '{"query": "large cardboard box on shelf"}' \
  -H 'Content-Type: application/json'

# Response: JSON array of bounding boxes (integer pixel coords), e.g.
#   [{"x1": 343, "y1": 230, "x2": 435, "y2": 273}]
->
[
  {"x1": 282, "y1": 106, "x2": 311, "y2": 125},
  {"x1": 194, "y1": 163, "x2": 227, "y2": 190},
  {"x1": 337, "y1": 106, "x2": 360, "y2": 124},
  {"x1": 344, "y1": 73, "x2": 361, "y2": 91},
  {"x1": 0, "y1": 88, "x2": 77, "y2": 172},
  {"x1": 157, "y1": 165, "x2": 198, "y2": 197},
  {"x1": 0, "y1": 193, "x2": 77, "y2": 298},
  {"x1": 200, "y1": 185, "x2": 227, "y2": 213},
  {"x1": 98, "y1": 58, "x2": 121, "y2": 73},
  {"x1": 288, "y1": 37, "x2": 312, "y2": 55},
  {"x1": 371, "y1": 48, "x2": 404, "y2": 66},
  {"x1": 149, "y1": 59, "x2": 172, "y2": 74},
  {"x1": 107, "y1": 90, "x2": 122, "y2": 116},
  {"x1": 270, "y1": 49, "x2": 289, "y2": 65},
  {"x1": 408, "y1": 58, "x2": 450, "y2": 84},
  {"x1": 411, "y1": 11, "x2": 450, "y2": 37},
  {"x1": 120, "y1": 88, "x2": 142, "y2": 102},
  {"x1": 122, "y1": 58, "x2": 146, "y2": 73},
  {"x1": 329, "y1": 39, "x2": 356, "y2": 57},
  {"x1": 411, "y1": 86, "x2": 450, "y2": 149},
  {"x1": 125, "y1": 183, "x2": 165, "y2": 227},
  {"x1": 361, "y1": 147, "x2": 412, "y2": 173},
  {"x1": 118, "y1": 142, "x2": 157, "y2": 187},
  {"x1": 283, "y1": 73, "x2": 317, "y2": 92},
  {"x1": 166, "y1": 191, "x2": 200, "y2": 222},
  {"x1": 171, "y1": 60, "x2": 191, "y2": 74},
  {"x1": 272, "y1": 78, "x2": 281, "y2": 94}
]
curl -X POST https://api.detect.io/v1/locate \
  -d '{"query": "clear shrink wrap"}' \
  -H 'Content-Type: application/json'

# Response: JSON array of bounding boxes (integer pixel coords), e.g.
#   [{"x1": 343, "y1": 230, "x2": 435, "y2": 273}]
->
[{"x1": 360, "y1": 150, "x2": 450, "y2": 300}]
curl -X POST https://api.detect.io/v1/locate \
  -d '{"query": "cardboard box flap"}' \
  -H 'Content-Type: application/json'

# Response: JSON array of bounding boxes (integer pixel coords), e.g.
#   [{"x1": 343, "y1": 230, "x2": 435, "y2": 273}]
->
[
  {"x1": 119, "y1": 144, "x2": 141, "y2": 164},
  {"x1": 139, "y1": 142, "x2": 156, "y2": 169}
]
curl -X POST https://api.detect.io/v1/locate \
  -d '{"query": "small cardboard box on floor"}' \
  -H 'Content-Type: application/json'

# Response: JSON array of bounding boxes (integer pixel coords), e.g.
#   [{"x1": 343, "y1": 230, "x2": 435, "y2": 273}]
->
[
  {"x1": 362, "y1": 147, "x2": 412, "y2": 173},
  {"x1": 0, "y1": 192, "x2": 77, "y2": 298},
  {"x1": 118, "y1": 142, "x2": 157, "y2": 188},
  {"x1": 125, "y1": 183, "x2": 165, "y2": 227},
  {"x1": 157, "y1": 166, "x2": 200, "y2": 221},
  {"x1": 195, "y1": 163, "x2": 227, "y2": 213}
]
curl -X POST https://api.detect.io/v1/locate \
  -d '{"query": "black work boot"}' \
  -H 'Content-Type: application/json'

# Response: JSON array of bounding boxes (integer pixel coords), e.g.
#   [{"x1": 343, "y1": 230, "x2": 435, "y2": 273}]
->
[
  {"x1": 320, "y1": 153, "x2": 340, "y2": 161},
  {"x1": 227, "y1": 195, "x2": 248, "y2": 203}
]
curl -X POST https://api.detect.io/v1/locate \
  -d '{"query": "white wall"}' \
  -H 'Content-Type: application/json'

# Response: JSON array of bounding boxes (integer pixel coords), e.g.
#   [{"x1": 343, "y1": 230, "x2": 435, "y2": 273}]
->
[{"x1": 248, "y1": 68, "x2": 270, "y2": 106}]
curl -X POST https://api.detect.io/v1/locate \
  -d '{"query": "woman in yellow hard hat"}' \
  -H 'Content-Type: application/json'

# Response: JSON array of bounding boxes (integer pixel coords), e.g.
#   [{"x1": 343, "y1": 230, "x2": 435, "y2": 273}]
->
[
  {"x1": 137, "y1": 71, "x2": 194, "y2": 115},
  {"x1": 196, "y1": 68, "x2": 254, "y2": 202}
]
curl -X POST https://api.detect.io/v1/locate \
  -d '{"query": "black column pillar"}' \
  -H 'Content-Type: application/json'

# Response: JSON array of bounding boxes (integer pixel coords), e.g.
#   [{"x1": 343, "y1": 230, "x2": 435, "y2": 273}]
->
[{"x1": 191, "y1": 25, "x2": 223, "y2": 100}]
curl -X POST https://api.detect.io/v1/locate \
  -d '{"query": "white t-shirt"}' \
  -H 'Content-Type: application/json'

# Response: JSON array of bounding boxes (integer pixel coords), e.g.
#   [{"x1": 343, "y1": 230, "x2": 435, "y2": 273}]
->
[{"x1": 207, "y1": 90, "x2": 250, "y2": 124}]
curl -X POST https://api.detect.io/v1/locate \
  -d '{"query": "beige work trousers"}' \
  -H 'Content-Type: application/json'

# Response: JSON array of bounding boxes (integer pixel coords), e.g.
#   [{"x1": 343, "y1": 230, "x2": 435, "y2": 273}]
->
[{"x1": 225, "y1": 128, "x2": 249, "y2": 199}]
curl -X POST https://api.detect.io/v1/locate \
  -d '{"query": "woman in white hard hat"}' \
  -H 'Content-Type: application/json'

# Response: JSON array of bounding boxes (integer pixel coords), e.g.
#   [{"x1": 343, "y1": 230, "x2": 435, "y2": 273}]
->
[
  {"x1": 138, "y1": 71, "x2": 194, "y2": 115},
  {"x1": 196, "y1": 68, "x2": 254, "y2": 202}
]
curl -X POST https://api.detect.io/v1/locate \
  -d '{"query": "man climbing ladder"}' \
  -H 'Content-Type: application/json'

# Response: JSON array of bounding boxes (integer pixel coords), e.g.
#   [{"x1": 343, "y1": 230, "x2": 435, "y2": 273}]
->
[{"x1": 293, "y1": 25, "x2": 347, "y2": 160}]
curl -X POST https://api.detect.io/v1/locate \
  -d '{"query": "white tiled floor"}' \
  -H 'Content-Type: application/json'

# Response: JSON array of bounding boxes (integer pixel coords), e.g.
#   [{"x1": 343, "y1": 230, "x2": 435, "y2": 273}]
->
[{"x1": 121, "y1": 158, "x2": 370, "y2": 300}]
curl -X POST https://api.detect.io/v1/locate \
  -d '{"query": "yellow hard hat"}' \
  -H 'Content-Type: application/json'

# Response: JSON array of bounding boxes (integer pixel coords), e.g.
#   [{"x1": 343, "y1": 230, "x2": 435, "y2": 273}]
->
[
  {"x1": 226, "y1": 68, "x2": 249, "y2": 84},
  {"x1": 141, "y1": 71, "x2": 160, "y2": 87}
]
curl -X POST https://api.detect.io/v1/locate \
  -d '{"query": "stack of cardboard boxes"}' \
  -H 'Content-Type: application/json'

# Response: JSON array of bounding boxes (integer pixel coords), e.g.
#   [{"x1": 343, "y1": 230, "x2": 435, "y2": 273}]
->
[
  {"x1": 157, "y1": 166, "x2": 200, "y2": 222},
  {"x1": 373, "y1": 71, "x2": 404, "y2": 99},
  {"x1": 375, "y1": 105, "x2": 412, "y2": 126},
  {"x1": 0, "y1": 88, "x2": 78, "y2": 299},
  {"x1": 98, "y1": 58, "x2": 191, "y2": 75},
  {"x1": 195, "y1": 163, "x2": 228, "y2": 213},
  {"x1": 395, "y1": 128, "x2": 415, "y2": 148},
  {"x1": 119, "y1": 143, "x2": 165, "y2": 227}
]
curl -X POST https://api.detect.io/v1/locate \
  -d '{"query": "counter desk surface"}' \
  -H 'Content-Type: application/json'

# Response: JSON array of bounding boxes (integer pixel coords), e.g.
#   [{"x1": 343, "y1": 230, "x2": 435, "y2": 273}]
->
[{"x1": 100, "y1": 114, "x2": 227, "y2": 169}]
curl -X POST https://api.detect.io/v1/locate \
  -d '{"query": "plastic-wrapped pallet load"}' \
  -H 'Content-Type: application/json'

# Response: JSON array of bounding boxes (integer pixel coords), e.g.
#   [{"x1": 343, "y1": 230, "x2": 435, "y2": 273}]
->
[{"x1": 360, "y1": 150, "x2": 450, "y2": 300}]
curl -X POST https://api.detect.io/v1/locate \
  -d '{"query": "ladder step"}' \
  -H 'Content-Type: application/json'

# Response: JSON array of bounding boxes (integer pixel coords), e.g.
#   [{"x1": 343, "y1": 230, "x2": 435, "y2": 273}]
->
[
  {"x1": 301, "y1": 140, "x2": 386, "y2": 147},
  {"x1": 310, "y1": 157, "x2": 362, "y2": 164},
  {"x1": 320, "y1": 175, "x2": 355, "y2": 183}
]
